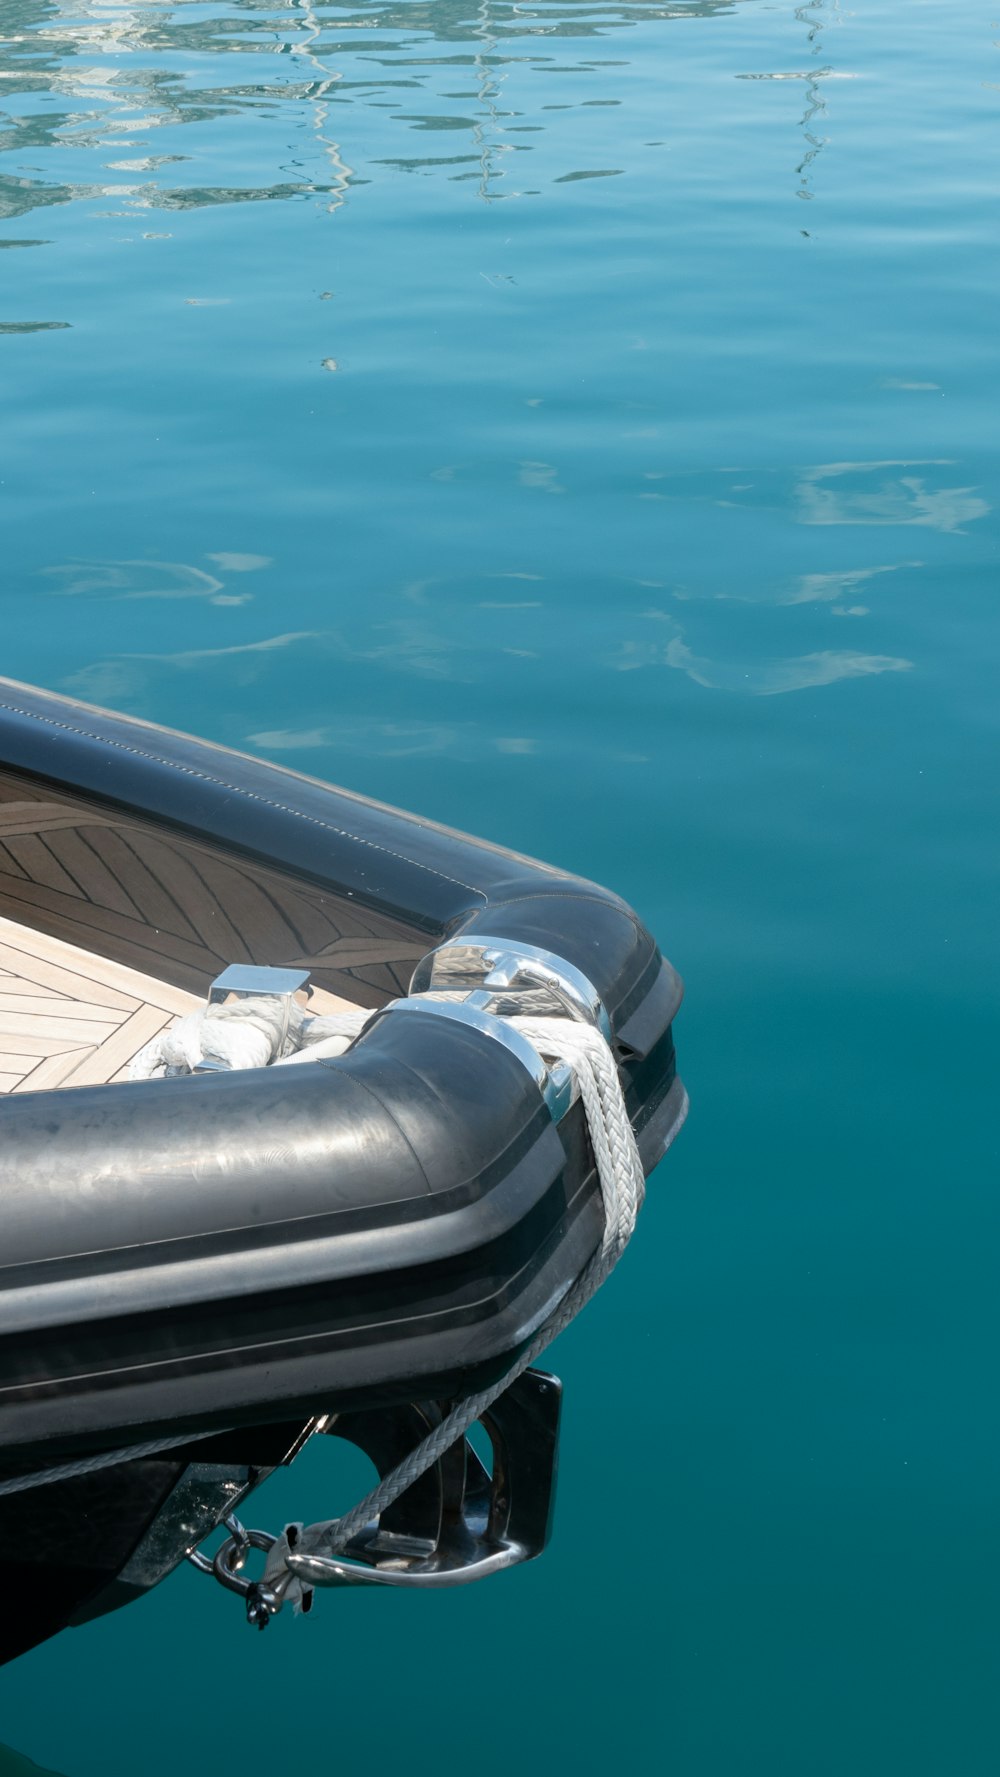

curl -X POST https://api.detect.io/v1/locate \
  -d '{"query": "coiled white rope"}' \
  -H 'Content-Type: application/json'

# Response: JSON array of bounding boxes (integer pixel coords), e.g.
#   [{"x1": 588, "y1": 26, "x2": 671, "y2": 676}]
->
[
  {"x1": 127, "y1": 989, "x2": 579, "y2": 1081},
  {"x1": 129, "y1": 996, "x2": 365, "y2": 1078}
]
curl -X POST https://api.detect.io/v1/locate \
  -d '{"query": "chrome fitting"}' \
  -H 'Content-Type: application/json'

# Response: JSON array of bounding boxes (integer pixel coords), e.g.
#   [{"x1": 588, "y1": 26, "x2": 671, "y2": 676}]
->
[
  {"x1": 410, "y1": 936, "x2": 613, "y2": 1046},
  {"x1": 384, "y1": 993, "x2": 574, "y2": 1124},
  {"x1": 196, "y1": 965, "x2": 312, "y2": 1073}
]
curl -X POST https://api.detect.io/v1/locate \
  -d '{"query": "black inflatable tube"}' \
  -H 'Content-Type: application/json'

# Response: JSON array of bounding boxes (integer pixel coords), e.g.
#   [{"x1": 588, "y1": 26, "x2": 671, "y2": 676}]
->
[
  {"x1": 0, "y1": 680, "x2": 682, "y2": 1036},
  {"x1": 0, "y1": 680, "x2": 684, "y2": 1463}
]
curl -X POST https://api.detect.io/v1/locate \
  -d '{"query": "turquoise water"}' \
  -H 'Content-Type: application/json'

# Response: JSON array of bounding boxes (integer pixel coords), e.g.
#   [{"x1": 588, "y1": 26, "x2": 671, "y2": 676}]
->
[{"x1": 1, "y1": 0, "x2": 998, "y2": 1770}]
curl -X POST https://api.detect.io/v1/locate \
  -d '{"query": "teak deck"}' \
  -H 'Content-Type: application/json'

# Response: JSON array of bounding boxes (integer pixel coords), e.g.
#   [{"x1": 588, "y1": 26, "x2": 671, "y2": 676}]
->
[
  {"x1": 0, "y1": 777, "x2": 427, "y2": 1009},
  {"x1": 0, "y1": 772, "x2": 428, "y2": 1093},
  {"x1": 0, "y1": 914, "x2": 356, "y2": 1094}
]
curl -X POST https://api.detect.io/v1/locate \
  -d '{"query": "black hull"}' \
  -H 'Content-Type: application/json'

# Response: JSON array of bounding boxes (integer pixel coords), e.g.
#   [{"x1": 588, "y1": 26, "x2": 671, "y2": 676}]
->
[{"x1": 0, "y1": 677, "x2": 685, "y2": 1662}]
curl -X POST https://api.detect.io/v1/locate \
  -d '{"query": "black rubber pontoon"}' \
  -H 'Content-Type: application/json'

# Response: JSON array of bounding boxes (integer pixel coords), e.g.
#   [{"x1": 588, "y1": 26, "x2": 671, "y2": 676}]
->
[{"x1": 0, "y1": 678, "x2": 684, "y2": 1663}]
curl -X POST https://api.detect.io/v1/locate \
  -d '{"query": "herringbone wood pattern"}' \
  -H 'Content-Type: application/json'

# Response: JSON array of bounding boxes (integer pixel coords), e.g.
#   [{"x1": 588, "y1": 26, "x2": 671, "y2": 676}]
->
[
  {"x1": 0, "y1": 912, "x2": 357, "y2": 1093},
  {"x1": 0, "y1": 775, "x2": 426, "y2": 1006},
  {"x1": 0, "y1": 912, "x2": 200, "y2": 1092}
]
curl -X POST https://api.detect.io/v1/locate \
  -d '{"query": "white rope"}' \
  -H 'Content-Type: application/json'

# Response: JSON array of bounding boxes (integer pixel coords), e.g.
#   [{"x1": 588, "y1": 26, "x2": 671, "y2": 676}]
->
[
  {"x1": 0, "y1": 1429, "x2": 226, "y2": 1499},
  {"x1": 272, "y1": 1016, "x2": 368, "y2": 1065},
  {"x1": 128, "y1": 989, "x2": 567, "y2": 1081},
  {"x1": 129, "y1": 1000, "x2": 370, "y2": 1079},
  {"x1": 264, "y1": 1014, "x2": 645, "y2": 1601}
]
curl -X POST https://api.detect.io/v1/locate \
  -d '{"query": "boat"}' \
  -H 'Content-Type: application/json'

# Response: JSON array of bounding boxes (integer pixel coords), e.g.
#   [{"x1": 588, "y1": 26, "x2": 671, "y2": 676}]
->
[{"x1": 0, "y1": 676, "x2": 685, "y2": 1664}]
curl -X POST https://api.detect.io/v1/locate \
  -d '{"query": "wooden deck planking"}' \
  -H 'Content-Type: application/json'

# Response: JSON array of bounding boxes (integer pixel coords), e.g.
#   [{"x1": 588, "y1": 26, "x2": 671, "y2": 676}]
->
[
  {"x1": 127, "y1": 832, "x2": 255, "y2": 963},
  {"x1": 0, "y1": 843, "x2": 29, "y2": 880},
  {"x1": 0, "y1": 923, "x2": 194, "y2": 1016},
  {"x1": 94, "y1": 826, "x2": 202, "y2": 938},
  {"x1": 306, "y1": 984, "x2": 360, "y2": 1017},
  {"x1": 0, "y1": 912, "x2": 360, "y2": 1094},
  {"x1": 63, "y1": 1005, "x2": 173, "y2": 1088},
  {"x1": 0, "y1": 939, "x2": 141, "y2": 1011},
  {"x1": 0, "y1": 1030, "x2": 102, "y2": 1059},
  {"x1": 0, "y1": 993, "x2": 123, "y2": 1022},
  {"x1": 0, "y1": 973, "x2": 65, "y2": 998},
  {"x1": 16, "y1": 1048, "x2": 98, "y2": 1093},
  {"x1": 0, "y1": 770, "x2": 427, "y2": 1013},
  {"x1": 0, "y1": 915, "x2": 201, "y2": 1094},
  {"x1": 44, "y1": 825, "x2": 145, "y2": 921},
  {"x1": 2, "y1": 833, "x2": 84, "y2": 900}
]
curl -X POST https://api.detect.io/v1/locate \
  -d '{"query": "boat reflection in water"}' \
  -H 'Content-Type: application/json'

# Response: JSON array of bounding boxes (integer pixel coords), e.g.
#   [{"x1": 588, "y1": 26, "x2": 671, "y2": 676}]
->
[
  {"x1": 0, "y1": 1745, "x2": 66, "y2": 1777},
  {"x1": 1, "y1": 0, "x2": 747, "y2": 225}
]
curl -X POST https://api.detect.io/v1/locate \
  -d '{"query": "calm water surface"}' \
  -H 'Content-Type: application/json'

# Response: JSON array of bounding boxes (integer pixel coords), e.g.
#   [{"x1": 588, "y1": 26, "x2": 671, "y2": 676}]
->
[{"x1": 1, "y1": 2, "x2": 998, "y2": 1772}]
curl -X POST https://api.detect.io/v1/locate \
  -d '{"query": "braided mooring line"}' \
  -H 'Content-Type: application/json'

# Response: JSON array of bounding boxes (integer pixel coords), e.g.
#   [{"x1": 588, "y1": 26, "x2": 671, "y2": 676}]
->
[{"x1": 0, "y1": 1429, "x2": 224, "y2": 1500}]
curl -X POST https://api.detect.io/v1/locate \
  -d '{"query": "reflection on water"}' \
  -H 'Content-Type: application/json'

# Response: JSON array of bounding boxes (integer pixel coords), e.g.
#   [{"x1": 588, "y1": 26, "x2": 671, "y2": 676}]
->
[
  {"x1": 0, "y1": 1745, "x2": 65, "y2": 1777},
  {"x1": 2, "y1": 3, "x2": 1000, "y2": 1776},
  {"x1": 792, "y1": 0, "x2": 840, "y2": 201},
  {"x1": 0, "y1": 317, "x2": 68, "y2": 330},
  {"x1": 615, "y1": 610, "x2": 912, "y2": 694},
  {"x1": 42, "y1": 556, "x2": 269, "y2": 601},
  {"x1": 797, "y1": 462, "x2": 991, "y2": 532},
  {"x1": 0, "y1": 0, "x2": 749, "y2": 222},
  {"x1": 783, "y1": 561, "x2": 920, "y2": 609},
  {"x1": 737, "y1": 0, "x2": 849, "y2": 207}
]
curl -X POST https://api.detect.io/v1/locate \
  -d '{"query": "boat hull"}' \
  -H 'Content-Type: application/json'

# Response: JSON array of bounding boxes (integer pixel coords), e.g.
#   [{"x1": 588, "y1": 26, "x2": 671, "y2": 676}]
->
[{"x1": 0, "y1": 677, "x2": 685, "y2": 1662}]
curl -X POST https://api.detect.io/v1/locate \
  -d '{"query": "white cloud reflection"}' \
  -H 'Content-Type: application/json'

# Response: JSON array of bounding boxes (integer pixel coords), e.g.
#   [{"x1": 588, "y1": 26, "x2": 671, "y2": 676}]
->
[
  {"x1": 797, "y1": 462, "x2": 989, "y2": 532},
  {"x1": 784, "y1": 561, "x2": 921, "y2": 605},
  {"x1": 615, "y1": 620, "x2": 912, "y2": 695},
  {"x1": 247, "y1": 723, "x2": 541, "y2": 763},
  {"x1": 249, "y1": 720, "x2": 462, "y2": 759},
  {"x1": 42, "y1": 554, "x2": 269, "y2": 602},
  {"x1": 129, "y1": 633, "x2": 316, "y2": 666},
  {"x1": 63, "y1": 632, "x2": 314, "y2": 706},
  {"x1": 518, "y1": 461, "x2": 565, "y2": 494},
  {"x1": 205, "y1": 553, "x2": 272, "y2": 573}
]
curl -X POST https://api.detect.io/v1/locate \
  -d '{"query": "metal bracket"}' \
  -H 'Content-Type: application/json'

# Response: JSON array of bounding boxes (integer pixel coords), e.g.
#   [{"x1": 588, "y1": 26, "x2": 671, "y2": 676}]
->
[
  {"x1": 208, "y1": 964, "x2": 311, "y2": 1006},
  {"x1": 285, "y1": 1369, "x2": 562, "y2": 1591},
  {"x1": 410, "y1": 936, "x2": 613, "y2": 1046},
  {"x1": 196, "y1": 965, "x2": 312, "y2": 1073}
]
